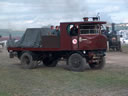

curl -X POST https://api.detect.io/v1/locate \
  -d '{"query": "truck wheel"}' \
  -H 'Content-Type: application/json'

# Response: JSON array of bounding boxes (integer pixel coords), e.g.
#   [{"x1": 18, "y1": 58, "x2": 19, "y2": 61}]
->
[
  {"x1": 89, "y1": 56, "x2": 105, "y2": 70},
  {"x1": 20, "y1": 52, "x2": 36, "y2": 69},
  {"x1": 43, "y1": 58, "x2": 57, "y2": 67},
  {"x1": 68, "y1": 53, "x2": 86, "y2": 72}
]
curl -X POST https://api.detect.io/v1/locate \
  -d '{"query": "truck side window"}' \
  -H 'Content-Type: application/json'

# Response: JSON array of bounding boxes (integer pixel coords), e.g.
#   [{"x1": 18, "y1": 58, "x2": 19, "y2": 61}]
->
[
  {"x1": 67, "y1": 24, "x2": 78, "y2": 36},
  {"x1": 80, "y1": 24, "x2": 100, "y2": 35}
]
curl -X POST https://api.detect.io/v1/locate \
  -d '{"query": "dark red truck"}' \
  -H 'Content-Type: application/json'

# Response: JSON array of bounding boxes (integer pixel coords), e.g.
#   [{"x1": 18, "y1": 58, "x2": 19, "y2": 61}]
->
[{"x1": 7, "y1": 17, "x2": 107, "y2": 71}]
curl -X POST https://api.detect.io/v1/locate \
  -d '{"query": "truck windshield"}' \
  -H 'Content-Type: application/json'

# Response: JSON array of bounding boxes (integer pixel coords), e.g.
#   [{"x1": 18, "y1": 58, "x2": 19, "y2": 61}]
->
[{"x1": 80, "y1": 24, "x2": 100, "y2": 35}]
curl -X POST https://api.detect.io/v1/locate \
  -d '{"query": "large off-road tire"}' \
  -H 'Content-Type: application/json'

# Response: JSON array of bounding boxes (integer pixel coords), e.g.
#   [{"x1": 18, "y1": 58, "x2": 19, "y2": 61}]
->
[
  {"x1": 20, "y1": 52, "x2": 37, "y2": 69},
  {"x1": 89, "y1": 56, "x2": 105, "y2": 70},
  {"x1": 67, "y1": 53, "x2": 86, "y2": 72},
  {"x1": 43, "y1": 58, "x2": 57, "y2": 67}
]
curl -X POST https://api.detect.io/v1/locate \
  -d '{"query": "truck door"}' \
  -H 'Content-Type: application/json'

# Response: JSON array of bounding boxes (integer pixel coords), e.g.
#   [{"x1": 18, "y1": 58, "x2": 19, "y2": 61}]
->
[{"x1": 67, "y1": 24, "x2": 79, "y2": 50}]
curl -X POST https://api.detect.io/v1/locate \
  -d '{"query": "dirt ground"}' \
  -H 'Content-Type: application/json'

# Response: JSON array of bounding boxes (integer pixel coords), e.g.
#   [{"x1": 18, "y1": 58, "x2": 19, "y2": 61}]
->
[{"x1": 0, "y1": 49, "x2": 128, "y2": 96}]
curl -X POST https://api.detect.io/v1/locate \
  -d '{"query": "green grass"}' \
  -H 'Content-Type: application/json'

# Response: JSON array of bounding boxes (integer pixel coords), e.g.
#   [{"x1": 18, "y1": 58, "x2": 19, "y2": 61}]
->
[
  {"x1": 0, "y1": 92, "x2": 9, "y2": 96},
  {"x1": 0, "y1": 66, "x2": 128, "y2": 96},
  {"x1": 0, "y1": 50, "x2": 128, "y2": 96}
]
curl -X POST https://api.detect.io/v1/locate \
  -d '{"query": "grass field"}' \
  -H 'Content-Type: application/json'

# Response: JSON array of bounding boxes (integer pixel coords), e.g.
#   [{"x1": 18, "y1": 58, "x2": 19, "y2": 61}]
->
[
  {"x1": 0, "y1": 65, "x2": 128, "y2": 96},
  {"x1": 0, "y1": 50, "x2": 128, "y2": 96}
]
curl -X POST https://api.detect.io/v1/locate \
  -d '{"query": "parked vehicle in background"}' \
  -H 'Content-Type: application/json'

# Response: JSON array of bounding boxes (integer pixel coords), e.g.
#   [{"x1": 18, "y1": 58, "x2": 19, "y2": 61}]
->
[{"x1": 104, "y1": 23, "x2": 122, "y2": 51}]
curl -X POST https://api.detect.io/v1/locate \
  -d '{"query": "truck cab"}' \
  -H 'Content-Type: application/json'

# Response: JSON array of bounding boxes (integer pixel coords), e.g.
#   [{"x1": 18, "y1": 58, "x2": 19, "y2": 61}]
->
[{"x1": 59, "y1": 19, "x2": 107, "y2": 51}]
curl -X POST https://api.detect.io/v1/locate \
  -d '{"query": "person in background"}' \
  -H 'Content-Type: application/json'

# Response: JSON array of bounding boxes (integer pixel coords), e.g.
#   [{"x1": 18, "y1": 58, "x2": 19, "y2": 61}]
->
[
  {"x1": 48, "y1": 25, "x2": 55, "y2": 35},
  {"x1": 52, "y1": 26, "x2": 60, "y2": 36},
  {"x1": 50, "y1": 25, "x2": 54, "y2": 30},
  {"x1": 70, "y1": 24, "x2": 78, "y2": 36}
]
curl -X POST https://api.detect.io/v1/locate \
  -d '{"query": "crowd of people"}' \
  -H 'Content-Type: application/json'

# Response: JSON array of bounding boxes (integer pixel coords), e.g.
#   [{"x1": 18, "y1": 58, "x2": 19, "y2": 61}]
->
[
  {"x1": 49, "y1": 25, "x2": 60, "y2": 36},
  {"x1": 49, "y1": 24, "x2": 78, "y2": 36}
]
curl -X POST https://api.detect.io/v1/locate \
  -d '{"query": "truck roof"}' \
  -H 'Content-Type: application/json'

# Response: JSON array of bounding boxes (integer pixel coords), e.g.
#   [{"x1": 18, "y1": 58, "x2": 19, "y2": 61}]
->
[{"x1": 60, "y1": 21, "x2": 106, "y2": 25}]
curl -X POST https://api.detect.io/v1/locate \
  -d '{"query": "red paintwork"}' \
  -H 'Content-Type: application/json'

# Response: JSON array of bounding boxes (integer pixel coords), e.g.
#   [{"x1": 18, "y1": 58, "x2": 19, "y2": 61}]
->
[
  {"x1": 78, "y1": 34, "x2": 107, "y2": 50},
  {"x1": 8, "y1": 21, "x2": 107, "y2": 52},
  {"x1": 59, "y1": 21, "x2": 107, "y2": 51},
  {"x1": 8, "y1": 48, "x2": 61, "y2": 51}
]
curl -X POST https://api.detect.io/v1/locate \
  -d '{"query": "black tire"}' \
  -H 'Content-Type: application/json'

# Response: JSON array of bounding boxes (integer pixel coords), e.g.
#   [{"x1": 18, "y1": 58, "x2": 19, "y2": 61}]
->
[
  {"x1": 20, "y1": 52, "x2": 37, "y2": 69},
  {"x1": 89, "y1": 56, "x2": 105, "y2": 70},
  {"x1": 43, "y1": 58, "x2": 57, "y2": 67},
  {"x1": 67, "y1": 53, "x2": 86, "y2": 72}
]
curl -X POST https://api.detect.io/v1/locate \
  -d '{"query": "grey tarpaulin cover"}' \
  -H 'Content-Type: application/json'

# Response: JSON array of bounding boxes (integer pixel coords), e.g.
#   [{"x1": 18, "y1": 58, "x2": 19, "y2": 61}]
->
[{"x1": 7, "y1": 28, "x2": 52, "y2": 48}]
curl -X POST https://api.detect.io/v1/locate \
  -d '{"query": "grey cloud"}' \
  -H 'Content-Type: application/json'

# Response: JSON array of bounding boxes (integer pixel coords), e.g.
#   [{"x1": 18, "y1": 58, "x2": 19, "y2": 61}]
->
[
  {"x1": 0, "y1": 0, "x2": 127, "y2": 30},
  {"x1": 0, "y1": 0, "x2": 89, "y2": 30}
]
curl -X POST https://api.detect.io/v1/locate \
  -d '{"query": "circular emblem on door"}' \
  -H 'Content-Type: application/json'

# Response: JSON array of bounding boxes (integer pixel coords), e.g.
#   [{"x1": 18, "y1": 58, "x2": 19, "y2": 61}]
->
[{"x1": 72, "y1": 39, "x2": 78, "y2": 44}]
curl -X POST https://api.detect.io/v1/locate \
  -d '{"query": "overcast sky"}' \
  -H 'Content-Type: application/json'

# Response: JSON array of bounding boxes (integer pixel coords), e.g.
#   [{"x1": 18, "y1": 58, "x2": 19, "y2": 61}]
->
[{"x1": 0, "y1": 0, "x2": 128, "y2": 30}]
